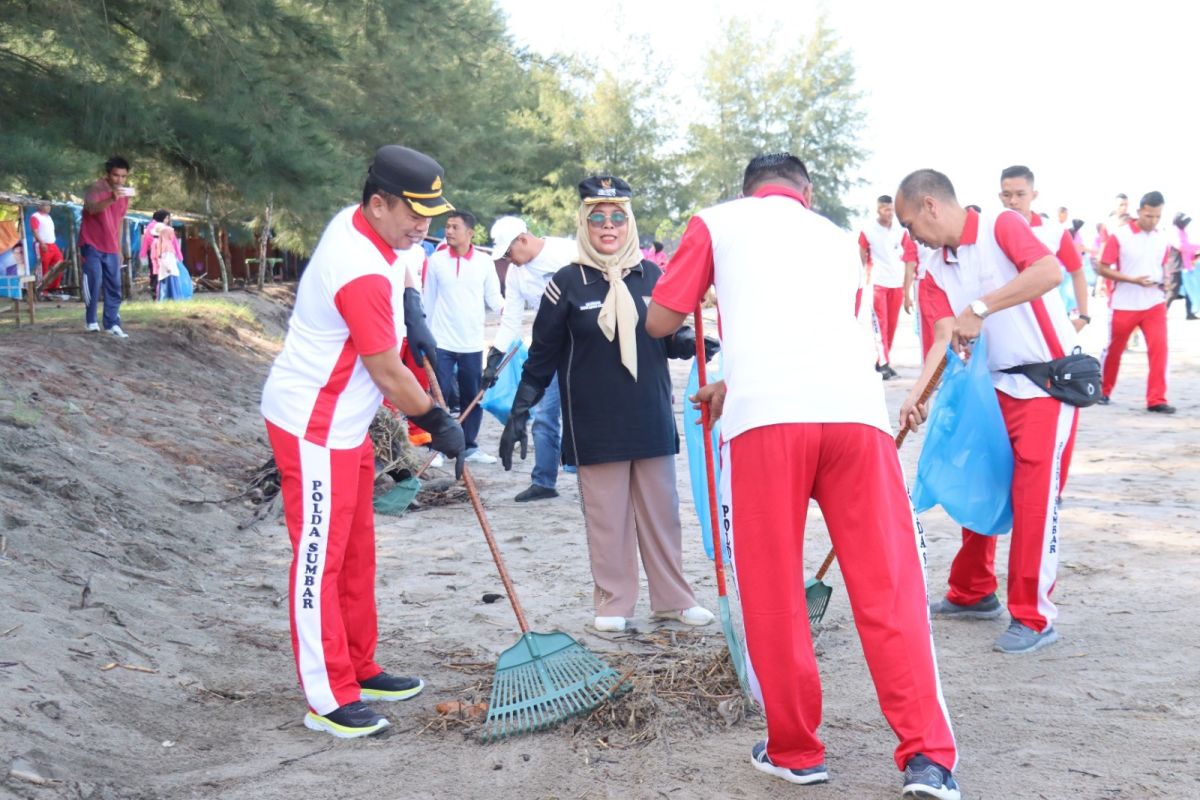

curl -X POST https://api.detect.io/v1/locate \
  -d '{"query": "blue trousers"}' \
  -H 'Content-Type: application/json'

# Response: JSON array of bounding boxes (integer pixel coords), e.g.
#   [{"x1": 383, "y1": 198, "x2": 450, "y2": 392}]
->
[
  {"x1": 435, "y1": 349, "x2": 483, "y2": 450},
  {"x1": 531, "y1": 374, "x2": 561, "y2": 489},
  {"x1": 81, "y1": 245, "x2": 123, "y2": 329}
]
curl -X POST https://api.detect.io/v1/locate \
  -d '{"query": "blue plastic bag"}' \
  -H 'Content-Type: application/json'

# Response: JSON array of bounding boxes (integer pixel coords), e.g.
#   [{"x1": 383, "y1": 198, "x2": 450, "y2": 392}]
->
[
  {"x1": 911, "y1": 336, "x2": 1014, "y2": 535},
  {"x1": 683, "y1": 356, "x2": 723, "y2": 560},
  {"x1": 1181, "y1": 267, "x2": 1200, "y2": 303},
  {"x1": 1057, "y1": 270, "x2": 1077, "y2": 313},
  {"x1": 481, "y1": 342, "x2": 529, "y2": 425}
]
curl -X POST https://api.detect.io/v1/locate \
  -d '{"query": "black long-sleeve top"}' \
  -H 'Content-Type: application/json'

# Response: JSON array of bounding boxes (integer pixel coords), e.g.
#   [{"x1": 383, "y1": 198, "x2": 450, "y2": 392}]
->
[{"x1": 521, "y1": 259, "x2": 679, "y2": 466}]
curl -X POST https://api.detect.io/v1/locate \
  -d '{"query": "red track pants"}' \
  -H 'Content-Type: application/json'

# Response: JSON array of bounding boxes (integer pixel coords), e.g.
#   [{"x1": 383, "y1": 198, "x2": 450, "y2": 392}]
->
[
  {"x1": 945, "y1": 395, "x2": 1078, "y2": 632},
  {"x1": 266, "y1": 420, "x2": 383, "y2": 715},
  {"x1": 723, "y1": 423, "x2": 957, "y2": 773},
  {"x1": 873, "y1": 285, "x2": 904, "y2": 364},
  {"x1": 1102, "y1": 302, "x2": 1169, "y2": 407}
]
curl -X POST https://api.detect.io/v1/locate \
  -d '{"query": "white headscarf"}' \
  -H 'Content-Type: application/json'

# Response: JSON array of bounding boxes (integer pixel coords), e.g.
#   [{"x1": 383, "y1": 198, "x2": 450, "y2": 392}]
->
[{"x1": 575, "y1": 199, "x2": 643, "y2": 380}]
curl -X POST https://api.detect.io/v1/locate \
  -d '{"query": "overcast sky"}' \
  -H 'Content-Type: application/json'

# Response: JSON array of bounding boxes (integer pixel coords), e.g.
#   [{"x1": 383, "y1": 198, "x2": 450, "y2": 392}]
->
[{"x1": 498, "y1": 0, "x2": 1200, "y2": 231}]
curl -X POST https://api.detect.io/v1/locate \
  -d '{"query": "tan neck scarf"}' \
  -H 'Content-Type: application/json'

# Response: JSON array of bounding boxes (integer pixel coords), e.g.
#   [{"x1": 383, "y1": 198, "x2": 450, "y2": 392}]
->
[{"x1": 575, "y1": 201, "x2": 644, "y2": 380}]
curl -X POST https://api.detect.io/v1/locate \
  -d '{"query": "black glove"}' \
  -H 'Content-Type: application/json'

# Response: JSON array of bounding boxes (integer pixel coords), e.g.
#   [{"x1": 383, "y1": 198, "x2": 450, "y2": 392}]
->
[
  {"x1": 480, "y1": 346, "x2": 505, "y2": 391},
  {"x1": 665, "y1": 325, "x2": 720, "y2": 362},
  {"x1": 499, "y1": 378, "x2": 544, "y2": 471},
  {"x1": 1174, "y1": 213, "x2": 1192, "y2": 230},
  {"x1": 1071, "y1": 218, "x2": 1085, "y2": 235},
  {"x1": 409, "y1": 405, "x2": 466, "y2": 479},
  {"x1": 403, "y1": 287, "x2": 438, "y2": 368}
]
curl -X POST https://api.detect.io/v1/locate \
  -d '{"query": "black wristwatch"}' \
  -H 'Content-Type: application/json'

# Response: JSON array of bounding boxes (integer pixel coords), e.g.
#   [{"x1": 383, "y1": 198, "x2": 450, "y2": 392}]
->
[{"x1": 1077, "y1": 314, "x2": 1091, "y2": 324}]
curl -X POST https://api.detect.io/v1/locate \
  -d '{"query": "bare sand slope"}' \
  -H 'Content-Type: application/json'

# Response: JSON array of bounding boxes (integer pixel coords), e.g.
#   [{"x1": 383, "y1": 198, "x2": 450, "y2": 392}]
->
[{"x1": 1, "y1": 292, "x2": 1197, "y2": 799}]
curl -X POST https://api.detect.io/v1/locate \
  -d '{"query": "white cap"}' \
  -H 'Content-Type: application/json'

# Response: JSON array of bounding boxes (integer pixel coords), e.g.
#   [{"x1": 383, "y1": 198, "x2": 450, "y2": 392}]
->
[{"x1": 489, "y1": 216, "x2": 528, "y2": 262}]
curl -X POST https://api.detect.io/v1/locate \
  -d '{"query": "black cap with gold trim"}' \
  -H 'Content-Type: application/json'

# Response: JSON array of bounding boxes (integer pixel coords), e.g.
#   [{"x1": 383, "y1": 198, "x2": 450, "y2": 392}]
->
[
  {"x1": 368, "y1": 145, "x2": 453, "y2": 217},
  {"x1": 578, "y1": 175, "x2": 633, "y2": 205}
]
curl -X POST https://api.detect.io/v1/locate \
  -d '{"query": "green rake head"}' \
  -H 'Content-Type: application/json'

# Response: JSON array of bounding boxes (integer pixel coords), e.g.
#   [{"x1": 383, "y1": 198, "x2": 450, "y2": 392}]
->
[
  {"x1": 480, "y1": 631, "x2": 628, "y2": 742},
  {"x1": 804, "y1": 576, "x2": 833, "y2": 626}
]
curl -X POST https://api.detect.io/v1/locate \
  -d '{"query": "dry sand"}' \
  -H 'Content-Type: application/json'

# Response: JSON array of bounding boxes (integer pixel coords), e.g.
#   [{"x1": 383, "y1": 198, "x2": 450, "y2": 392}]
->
[{"x1": 1, "y1": 288, "x2": 1198, "y2": 799}]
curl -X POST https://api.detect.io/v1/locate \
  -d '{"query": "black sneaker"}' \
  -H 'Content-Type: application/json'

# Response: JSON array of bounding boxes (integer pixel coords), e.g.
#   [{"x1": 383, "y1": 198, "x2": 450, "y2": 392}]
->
[
  {"x1": 881, "y1": 364, "x2": 899, "y2": 380},
  {"x1": 515, "y1": 484, "x2": 559, "y2": 502},
  {"x1": 1098, "y1": 395, "x2": 1111, "y2": 405},
  {"x1": 360, "y1": 672, "x2": 425, "y2": 702},
  {"x1": 902, "y1": 754, "x2": 961, "y2": 800},
  {"x1": 1147, "y1": 404, "x2": 1176, "y2": 414},
  {"x1": 930, "y1": 592, "x2": 1004, "y2": 619},
  {"x1": 749, "y1": 741, "x2": 828, "y2": 785},
  {"x1": 304, "y1": 701, "x2": 390, "y2": 738}
]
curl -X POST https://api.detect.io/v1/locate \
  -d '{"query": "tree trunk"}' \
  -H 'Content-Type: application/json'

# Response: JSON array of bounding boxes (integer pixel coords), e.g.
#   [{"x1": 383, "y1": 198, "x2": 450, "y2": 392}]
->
[
  {"x1": 257, "y1": 196, "x2": 273, "y2": 289},
  {"x1": 121, "y1": 218, "x2": 133, "y2": 300},
  {"x1": 205, "y1": 189, "x2": 230, "y2": 292},
  {"x1": 67, "y1": 213, "x2": 81, "y2": 298}
]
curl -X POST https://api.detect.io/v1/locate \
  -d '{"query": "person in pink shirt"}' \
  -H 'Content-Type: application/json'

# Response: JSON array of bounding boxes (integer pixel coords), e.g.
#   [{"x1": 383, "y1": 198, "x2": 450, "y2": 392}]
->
[{"x1": 80, "y1": 156, "x2": 133, "y2": 337}]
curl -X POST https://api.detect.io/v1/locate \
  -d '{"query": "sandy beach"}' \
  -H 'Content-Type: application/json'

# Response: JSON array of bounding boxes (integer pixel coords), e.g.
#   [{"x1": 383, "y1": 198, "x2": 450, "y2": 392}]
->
[{"x1": 1, "y1": 289, "x2": 1197, "y2": 799}]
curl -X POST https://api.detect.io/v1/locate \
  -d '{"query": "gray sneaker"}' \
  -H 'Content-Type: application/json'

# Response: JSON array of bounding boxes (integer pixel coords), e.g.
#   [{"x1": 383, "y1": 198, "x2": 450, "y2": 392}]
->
[
  {"x1": 994, "y1": 620, "x2": 1058, "y2": 654},
  {"x1": 750, "y1": 740, "x2": 828, "y2": 785},
  {"x1": 929, "y1": 592, "x2": 1003, "y2": 619},
  {"x1": 902, "y1": 754, "x2": 961, "y2": 800}
]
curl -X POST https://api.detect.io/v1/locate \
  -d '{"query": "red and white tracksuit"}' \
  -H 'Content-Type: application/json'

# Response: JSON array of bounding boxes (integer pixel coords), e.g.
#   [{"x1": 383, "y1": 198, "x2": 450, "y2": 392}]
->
[
  {"x1": 1102, "y1": 303, "x2": 1169, "y2": 406},
  {"x1": 654, "y1": 184, "x2": 957, "y2": 774},
  {"x1": 944, "y1": 396, "x2": 1077, "y2": 631},
  {"x1": 267, "y1": 421, "x2": 382, "y2": 713},
  {"x1": 1099, "y1": 222, "x2": 1172, "y2": 407},
  {"x1": 721, "y1": 424, "x2": 956, "y2": 771},
  {"x1": 920, "y1": 208, "x2": 1081, "y2": 633},
  {"x1": 859, "y1": 223, "x2": 917, "y2": 365},
  {"x1": 261, "y1": 205, "x2": 410, "y2": 714}
]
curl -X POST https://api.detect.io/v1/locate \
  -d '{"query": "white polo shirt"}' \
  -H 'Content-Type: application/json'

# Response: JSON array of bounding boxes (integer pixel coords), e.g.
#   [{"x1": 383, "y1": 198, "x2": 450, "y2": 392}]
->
[
  {"x1": 30, "y1": 211, "x2": 56, "y2": 245},
  {"x1": 919, "y1": 209, "x2": 1078, "y2": 400},
  {"x1": 653, "y1": 184, "x2": 890, "y2": 439},
  {"x1": 493, "y1": 236, "x2": 577, "y2": 352},
  {"x1": 261, "y1": 205, "x2": 409, "y2": 449},
  {"x1": 1028, "y1": 214, "x2": 1082, "y2": 273},
  {"x1": 858, "y1": 219, "x2": 913, "y2": 288},
  {"x1": 1100, "y1": 221, "x2": 1170, "y2": 311},
  {"x1": 424, "y1": 243, "x2": 504, "y2": 353}
]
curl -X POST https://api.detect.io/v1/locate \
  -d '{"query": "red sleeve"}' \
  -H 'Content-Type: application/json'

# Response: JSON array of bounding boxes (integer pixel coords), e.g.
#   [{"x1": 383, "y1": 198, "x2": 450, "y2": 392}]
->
[
  {"x1": 1100, "y1": 234, "x2": 1120, "y2": 267},
  {"x1": 334, "y1": 274, "x2": 398, "y2": 356},
  {"x1": 30, "y1": 216, "x2": 40, "y2": 232},
  {"x1": 919, "y1": 270, "x2": 954, "y2": 324},
  {"x1": 901, "y1": 232, "x2": 918, "y2": 263},
  {"x1": 84, "y1": 183, "x2": 109, "y2": 204},
  {"x1": 1057, "y1": 230, "x2": 1082, "y2": 272},
  {"x1": 993, "y1": 211, "x2": 1052, "y2": 270},
  {"x1": 857, "y1": 230, "x2": 873, "y2": 265},
  {"x1": 651, "y1": 215, "x2": 714, "y2": 313}
]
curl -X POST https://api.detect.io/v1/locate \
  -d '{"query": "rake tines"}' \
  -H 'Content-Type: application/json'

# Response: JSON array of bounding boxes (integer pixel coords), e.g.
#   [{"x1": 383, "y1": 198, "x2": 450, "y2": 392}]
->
[{"x1": 480, "y1": 633, "x2": 628, "y2": 742}]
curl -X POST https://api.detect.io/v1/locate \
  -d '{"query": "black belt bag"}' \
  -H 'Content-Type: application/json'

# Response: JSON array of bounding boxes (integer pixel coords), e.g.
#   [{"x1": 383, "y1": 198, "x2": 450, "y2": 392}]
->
[{"x1": 1001, "y1": 347, "x2": 1103, "y2": 407}]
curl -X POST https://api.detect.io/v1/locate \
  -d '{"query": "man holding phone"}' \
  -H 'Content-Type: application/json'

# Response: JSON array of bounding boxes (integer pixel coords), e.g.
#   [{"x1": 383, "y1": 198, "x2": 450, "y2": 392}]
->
[{"x1": 81, "y1": 156, "x2": 134, "y2": 338}]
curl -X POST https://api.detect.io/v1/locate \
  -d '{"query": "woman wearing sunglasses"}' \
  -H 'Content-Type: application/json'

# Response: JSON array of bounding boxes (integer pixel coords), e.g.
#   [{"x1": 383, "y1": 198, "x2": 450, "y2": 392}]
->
[{"x1": 499, "y1": 175, "x2": 717, "y2": 632}]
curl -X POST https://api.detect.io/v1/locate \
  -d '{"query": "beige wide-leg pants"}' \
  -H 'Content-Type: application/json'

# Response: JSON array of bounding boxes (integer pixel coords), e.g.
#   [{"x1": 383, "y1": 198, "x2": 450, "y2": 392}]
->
[{"x1": 577, "y1": 455, "x2": 698, "y2": 618}]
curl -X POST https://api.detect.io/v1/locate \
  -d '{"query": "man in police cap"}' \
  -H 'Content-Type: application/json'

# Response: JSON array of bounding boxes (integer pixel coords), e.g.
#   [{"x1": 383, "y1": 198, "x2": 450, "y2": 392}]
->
[{"x1": 261, "y1": 145, "x2": 465, "y2": 738}]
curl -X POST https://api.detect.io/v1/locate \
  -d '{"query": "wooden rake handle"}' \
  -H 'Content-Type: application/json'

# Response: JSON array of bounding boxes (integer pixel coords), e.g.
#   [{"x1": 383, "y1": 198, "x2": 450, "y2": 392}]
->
[
  {"x1": 814, "y1": 352, "x2": 949, "y2": 583},
  {"x1": 423, "y1": 359, "x2": 531, "y2": 634},
  {"x1": 413, "y1": 344, "x2": 520, "y2": 480},
  {"x1": 693, "y1": 306, "x2": 731, "y2": 599}
]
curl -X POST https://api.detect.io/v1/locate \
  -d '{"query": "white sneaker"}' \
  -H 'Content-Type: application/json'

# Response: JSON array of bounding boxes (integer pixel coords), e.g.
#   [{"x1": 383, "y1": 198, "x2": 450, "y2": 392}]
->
[
  {"x1": 654, "y1": 606, "x2": 715, "y2": 626},
  {"x1": 465, "y1": 450, "x2": 497, "y2": 465},
  {"x1": 85, "y1": 322, "x2": 100, "y2": 332},
  {"x1": 107, "y1": 325, "x2": 129, "y2": 339},
  {"x1": 594, "y1": 616, "x2": 627, "y2": 632}
]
